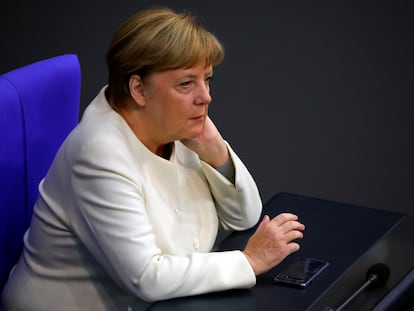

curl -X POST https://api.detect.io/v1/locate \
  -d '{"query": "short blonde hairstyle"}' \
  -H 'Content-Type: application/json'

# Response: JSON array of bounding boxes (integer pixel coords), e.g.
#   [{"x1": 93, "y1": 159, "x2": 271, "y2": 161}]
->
[{"x1": 105, "y1": 7, "x2": 225, "y2": 108}]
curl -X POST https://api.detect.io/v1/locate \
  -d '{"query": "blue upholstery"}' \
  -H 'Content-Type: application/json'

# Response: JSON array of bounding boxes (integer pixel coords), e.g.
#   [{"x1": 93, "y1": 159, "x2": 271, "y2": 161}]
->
[{"x1": 0, "y1": 54, "x2": 81, "y2": 292}]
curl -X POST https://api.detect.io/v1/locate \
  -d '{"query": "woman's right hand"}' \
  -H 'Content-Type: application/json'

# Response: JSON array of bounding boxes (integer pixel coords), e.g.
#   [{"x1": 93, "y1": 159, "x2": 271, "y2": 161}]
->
[{"x1": 243, "y1": 213, "x2": 305, "y2": 275}]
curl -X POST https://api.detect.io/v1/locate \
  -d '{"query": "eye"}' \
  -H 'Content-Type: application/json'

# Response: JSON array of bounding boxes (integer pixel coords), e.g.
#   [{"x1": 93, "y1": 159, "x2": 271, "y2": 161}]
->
[
  {"x1": 204, "y1": 76, "x2": 213, "y2": 91},
  {"x1": 179, "y1": 80, "x2": 193, "y2": 88}
]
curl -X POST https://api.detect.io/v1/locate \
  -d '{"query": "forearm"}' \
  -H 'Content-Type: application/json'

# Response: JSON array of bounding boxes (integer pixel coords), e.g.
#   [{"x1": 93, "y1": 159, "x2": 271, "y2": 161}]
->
[
  {"x1": 215, "y1": 156, "x2": 235, "y2": 184},
  {"x1": 201, "y1": 142, "x2": 262, "y2": 231},
  {"x1": 138, "y1": 251, "x2": 256, "y2": 302}
]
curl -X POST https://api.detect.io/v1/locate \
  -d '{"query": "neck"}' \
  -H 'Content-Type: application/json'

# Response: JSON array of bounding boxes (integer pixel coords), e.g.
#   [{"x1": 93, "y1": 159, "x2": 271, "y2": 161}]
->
[
  {"x1": 117, "y1": 107, "x2": 171, "y2": 158},
  {"x1": 159, "y1": 142, "x2": 173, "y2": 159}
]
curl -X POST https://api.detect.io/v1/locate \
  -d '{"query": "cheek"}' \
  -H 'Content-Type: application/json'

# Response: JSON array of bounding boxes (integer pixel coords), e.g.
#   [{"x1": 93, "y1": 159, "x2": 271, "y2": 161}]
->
[
  {"x1": 168, "y1": 96, "x2": 194, "y2": 117},
  {"x1": 148, "y1": 88, "x2": 194, "y2": 123}
]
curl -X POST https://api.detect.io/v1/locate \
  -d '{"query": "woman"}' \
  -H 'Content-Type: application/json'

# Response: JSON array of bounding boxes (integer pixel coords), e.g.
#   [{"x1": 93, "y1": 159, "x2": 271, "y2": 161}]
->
[{"x1": 1, "y1": 7, "x2": 304, "y2": 310}]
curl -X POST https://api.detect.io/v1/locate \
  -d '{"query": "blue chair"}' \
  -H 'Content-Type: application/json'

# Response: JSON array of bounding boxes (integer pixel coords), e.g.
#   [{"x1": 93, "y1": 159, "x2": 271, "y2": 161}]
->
[{"x1": 0, "y1": 54, "x2": 81, "y2": 292}]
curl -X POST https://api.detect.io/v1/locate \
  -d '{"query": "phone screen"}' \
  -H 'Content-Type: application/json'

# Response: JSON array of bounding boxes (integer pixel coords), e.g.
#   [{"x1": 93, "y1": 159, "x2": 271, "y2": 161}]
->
[{"x1": 273, "y1": 257, "x2": 329, "y2": 288}]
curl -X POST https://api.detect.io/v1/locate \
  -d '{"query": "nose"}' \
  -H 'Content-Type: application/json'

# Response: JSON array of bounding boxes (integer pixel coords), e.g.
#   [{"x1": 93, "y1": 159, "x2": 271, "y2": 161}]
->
[{"x1": 195, "y1": 82, "x2": 212, "y2": 106}]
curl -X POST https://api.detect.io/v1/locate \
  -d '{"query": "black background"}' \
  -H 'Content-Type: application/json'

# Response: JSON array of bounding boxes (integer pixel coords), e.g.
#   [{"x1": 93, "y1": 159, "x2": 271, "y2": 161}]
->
[{"x1": 1, "y1": 0, "x2": 413, "y2": 215}]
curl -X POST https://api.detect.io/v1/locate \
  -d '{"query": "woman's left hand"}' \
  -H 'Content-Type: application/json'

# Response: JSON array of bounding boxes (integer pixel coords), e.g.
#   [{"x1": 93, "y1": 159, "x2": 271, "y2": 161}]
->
[{"x1": 181, "y1": 116, "x2": 229, "y2": 168}]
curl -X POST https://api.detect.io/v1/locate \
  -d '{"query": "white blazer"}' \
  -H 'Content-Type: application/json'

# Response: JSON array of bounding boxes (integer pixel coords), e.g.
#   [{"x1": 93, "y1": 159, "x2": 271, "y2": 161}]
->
[{"x1": 1, "y1": 87, "x2": 263, "y2": 311}]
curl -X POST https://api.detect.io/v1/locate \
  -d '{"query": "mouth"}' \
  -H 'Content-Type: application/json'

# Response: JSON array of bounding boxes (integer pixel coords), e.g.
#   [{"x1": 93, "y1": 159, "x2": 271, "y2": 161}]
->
[{"x1": 189, "y1": 115, "x2": 204, "y2": 121}]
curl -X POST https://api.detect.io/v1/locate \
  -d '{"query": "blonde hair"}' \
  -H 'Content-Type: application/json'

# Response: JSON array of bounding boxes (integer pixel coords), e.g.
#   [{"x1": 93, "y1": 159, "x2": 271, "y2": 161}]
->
[{"x1": 105, "y1": 7, "x2": 225, "y2": 108}]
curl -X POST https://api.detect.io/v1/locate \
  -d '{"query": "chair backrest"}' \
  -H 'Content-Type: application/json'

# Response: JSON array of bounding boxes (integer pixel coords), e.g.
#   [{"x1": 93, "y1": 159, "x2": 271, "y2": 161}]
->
[{"x1": 0, "y1": 54, "x2": 81, "y2": 292}]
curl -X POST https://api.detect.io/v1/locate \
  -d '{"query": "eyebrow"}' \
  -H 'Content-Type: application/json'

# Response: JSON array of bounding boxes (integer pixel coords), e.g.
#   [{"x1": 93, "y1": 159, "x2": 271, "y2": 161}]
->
[{"x1": 180, "y1": 71, "x2": 213, "y2": 79}]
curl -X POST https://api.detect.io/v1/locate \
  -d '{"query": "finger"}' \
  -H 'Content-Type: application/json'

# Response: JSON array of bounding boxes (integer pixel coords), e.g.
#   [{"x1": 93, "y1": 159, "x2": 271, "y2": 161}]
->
[
  {"x1": 282, "y1": 220, "x2": 305, "y2": 234},
  {"x1": 284, "y1": 229, "x2": 304, "y2": 242},
  {"x1": 286, "y1": 241, "x2": 301, "y2": 253},
  {"x1": 256, "y1": 215, "x2": 270, "y2": 231},
  {"x1": 271, "y1": 213, "x2": 299, "y2": 226},
  {"x1": 259, "y1": 215, "x2": 270, "y2": 227}
]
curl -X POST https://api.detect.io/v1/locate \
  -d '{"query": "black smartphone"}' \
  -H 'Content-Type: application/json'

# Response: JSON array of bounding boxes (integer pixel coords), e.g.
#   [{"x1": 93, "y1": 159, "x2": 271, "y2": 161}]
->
[{"x1": 273, "y1": 256, "x2": 330, "y2": 288}]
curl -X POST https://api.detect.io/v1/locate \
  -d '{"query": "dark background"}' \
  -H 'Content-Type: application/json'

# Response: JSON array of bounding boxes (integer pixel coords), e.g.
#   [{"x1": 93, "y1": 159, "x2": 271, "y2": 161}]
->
[{"x1": 1, "y1": 0, "x2": 413, "y2": 216}]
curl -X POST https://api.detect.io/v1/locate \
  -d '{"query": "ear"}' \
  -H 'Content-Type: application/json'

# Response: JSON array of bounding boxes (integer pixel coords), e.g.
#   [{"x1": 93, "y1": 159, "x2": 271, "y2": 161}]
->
[{"x1": 129, "y1": 74, "x2": 146, "y2": 107}]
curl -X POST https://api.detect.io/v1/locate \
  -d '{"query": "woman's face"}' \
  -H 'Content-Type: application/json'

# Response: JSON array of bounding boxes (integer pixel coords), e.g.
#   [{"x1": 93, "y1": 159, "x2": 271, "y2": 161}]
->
[{"x1": 140, "y1": 63, "x2": 213, "y2": 144}]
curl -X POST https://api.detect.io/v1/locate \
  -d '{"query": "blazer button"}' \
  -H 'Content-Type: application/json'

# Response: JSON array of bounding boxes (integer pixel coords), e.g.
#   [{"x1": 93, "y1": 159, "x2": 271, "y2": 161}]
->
[{"x1": 192, "y1": 238, "x2": 200, "y2": 250}]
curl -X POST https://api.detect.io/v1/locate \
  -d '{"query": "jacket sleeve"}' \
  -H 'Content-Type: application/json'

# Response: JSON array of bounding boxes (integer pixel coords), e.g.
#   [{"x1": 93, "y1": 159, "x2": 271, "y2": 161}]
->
[
  {"x1": 201, "y1": 141, "x2": 263, "y2": 231},
  {"x1": 69, "y1": 138, "x2": 256, "y2": 302}
]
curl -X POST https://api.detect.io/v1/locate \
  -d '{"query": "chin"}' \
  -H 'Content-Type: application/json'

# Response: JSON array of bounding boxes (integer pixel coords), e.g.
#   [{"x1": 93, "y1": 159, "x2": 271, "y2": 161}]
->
[
  {"x1": 185, "y1": 133, "x2": 201, "y2": 140},
  {"x1": 188, "y1": 124, "x2": 205, "y2": 137}
]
